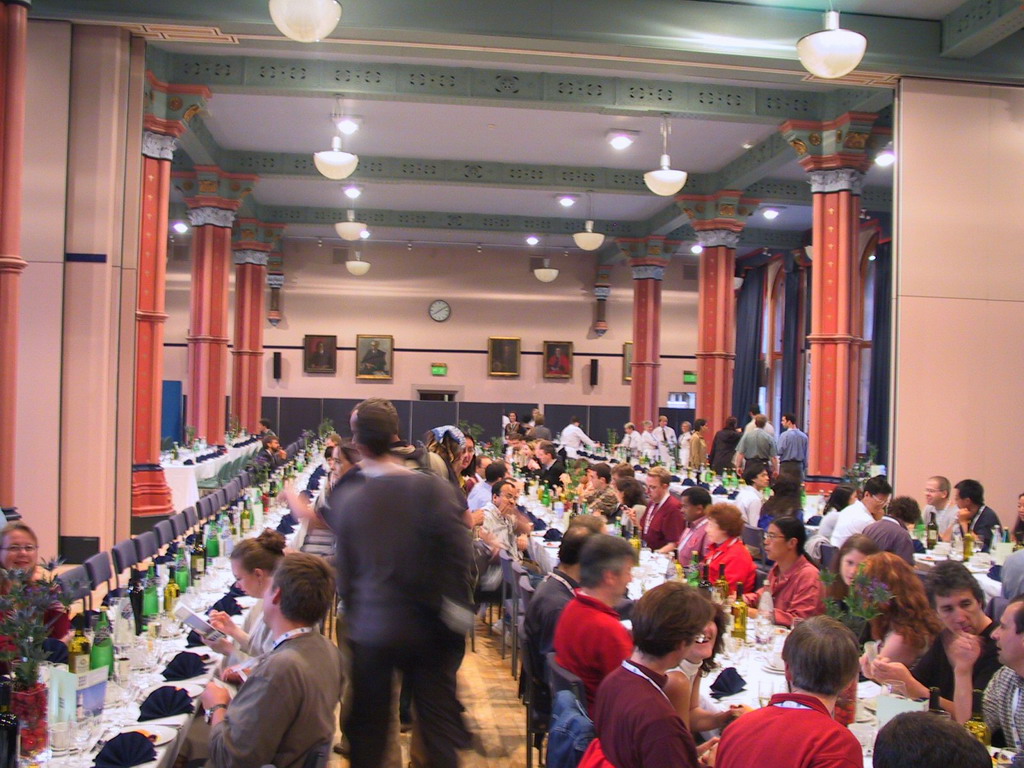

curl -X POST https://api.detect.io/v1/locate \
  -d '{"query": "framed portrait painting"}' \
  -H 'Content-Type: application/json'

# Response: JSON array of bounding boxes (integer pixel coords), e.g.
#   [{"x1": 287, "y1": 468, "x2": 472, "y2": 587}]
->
[
  {"x1": 356, "y1": 334, "x2": 394, "y2": 380},
  {"x1": 488, "y1": 337, "x2": 521, "y2": 377},
  {"x1": 303, "y1": 334, "x2": 337, "y2": 375},
  {"x1": 623, "y1": 341, "x2": 633, "y2": 382},
  {"x1": 542, "y1": 341, "x2": 573, "y2": 379}
]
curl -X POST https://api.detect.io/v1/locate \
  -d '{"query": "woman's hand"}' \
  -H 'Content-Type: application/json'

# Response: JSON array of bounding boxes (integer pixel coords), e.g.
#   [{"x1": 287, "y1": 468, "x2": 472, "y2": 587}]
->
[
  {"x1": 698, "y1": 738, "x2": 719, "y2": 767},
  {"x1": 203, "y1": 635, "x2": 235, "y2": 656},
  {"x1": 208, "y1": 610, "x2": 244, "y2": 643}
]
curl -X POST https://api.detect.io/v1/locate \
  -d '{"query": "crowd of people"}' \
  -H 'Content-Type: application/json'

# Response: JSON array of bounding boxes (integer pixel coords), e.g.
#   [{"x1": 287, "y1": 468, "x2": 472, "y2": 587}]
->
[{"x1": 3, "y1": 401, "x2": 1023, "y2": 768}]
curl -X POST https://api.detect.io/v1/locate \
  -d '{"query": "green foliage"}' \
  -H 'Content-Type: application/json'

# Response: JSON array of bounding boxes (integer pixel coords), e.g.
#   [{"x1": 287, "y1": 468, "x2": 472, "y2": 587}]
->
[
  {"x1": 317, "y1": 418, "x2": 335, "y2": 439},
  {"x1": 821, "y1": 563, "x2": 892, "y2": 623},
  {"x1": 606, "y1": 429, "x2": 619, "y2": 449},
  {"x1": 458, "y1": 420, "x2": 484, "y2": 444}
]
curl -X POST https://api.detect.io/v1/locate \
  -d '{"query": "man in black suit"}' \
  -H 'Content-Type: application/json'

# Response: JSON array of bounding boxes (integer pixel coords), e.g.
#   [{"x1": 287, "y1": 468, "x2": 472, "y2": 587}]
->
[
  {"x1": 953, "y1": 478, "x2": 1000, "y2": 552},
  {"x1": 256, "y1": 435, "x2": 287, "y2": 469},
  {"x1": 530, "y1": 440, "x2": 566, "y2": 489}
]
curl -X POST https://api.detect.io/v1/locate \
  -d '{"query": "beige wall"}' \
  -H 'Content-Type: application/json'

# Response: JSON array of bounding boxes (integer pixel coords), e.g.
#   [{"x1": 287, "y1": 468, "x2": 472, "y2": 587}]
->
[
  {"x1": 164, "y1": 240, "x2": 699, "y2": 408},
  {"x1": 895, "y1": 78, "x2": 1024, "y2": 528}
]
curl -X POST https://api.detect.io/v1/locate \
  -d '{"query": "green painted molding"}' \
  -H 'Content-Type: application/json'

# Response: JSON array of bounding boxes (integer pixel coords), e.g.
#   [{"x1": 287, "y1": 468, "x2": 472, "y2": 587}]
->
[{"x1": 942, "y1": 0, "x2": 1024, "y2": 58}]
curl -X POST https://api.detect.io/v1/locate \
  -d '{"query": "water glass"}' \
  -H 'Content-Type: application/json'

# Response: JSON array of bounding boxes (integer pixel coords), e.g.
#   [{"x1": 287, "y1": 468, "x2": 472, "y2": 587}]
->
[{"x1": 50, "y1": 720, "x2": 72, "y2": 756}]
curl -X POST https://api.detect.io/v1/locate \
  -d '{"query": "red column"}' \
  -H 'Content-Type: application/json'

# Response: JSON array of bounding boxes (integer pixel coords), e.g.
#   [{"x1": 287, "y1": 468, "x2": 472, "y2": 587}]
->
[
  {"x1": 627, "y1": 239, "x2": 668, "y2": 425},
  {"x1": 186, "y1": 205, "x2": 237, "y2": 445},
  {"x1": 694, "y1": 230, "x2": 739, "y2": 433},
  {"x1": 806, "y1": 169, "x2": 863, "y2": 482},
  {"x1": 131, "y1": 130, "x2": 180, "y2": 517},
  {"x1": 230, "y1": 247, "x2": 269, "y2": 433},
  {"x1": 0, "y1": 1, "x2": 28, "y2": 517}
]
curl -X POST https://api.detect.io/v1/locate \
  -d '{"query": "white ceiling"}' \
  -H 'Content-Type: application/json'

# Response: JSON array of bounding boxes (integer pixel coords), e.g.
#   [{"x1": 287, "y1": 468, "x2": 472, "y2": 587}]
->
[{"x1": 702, "y1": 0, "x2": 963, "y2": 20}]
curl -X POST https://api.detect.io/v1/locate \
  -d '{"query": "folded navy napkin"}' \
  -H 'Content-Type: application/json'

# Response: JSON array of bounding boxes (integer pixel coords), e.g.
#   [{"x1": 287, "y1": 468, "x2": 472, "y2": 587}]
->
[
  {"x1": 282, "y1": 512, "x2": 297, "y2": 526},
  {"x1": 93, "y1": 732, "x2": 157, "y2": 768},
  {"x1": 544, "y1": 529, "x2": 563, "y2": 542},
  {"x1": 532, "y1": 518, "x2": 548, "y2": 532},
  {"x1": 698, "y1": 482, "x2": 711, "y2": 490},
  {"x1": 183, "y1": 460, "x2": 194, "y2": 466},
  {"x1": 989, "y1": 564, "x2": 1002, "y2": 582},
  {"x1": 139, "y1": 685, "x2": 194, "y2": 722},
  {"x1": 682, "y1": 478, "x2": 695, "y2": 487},
  {"x1": 166, "y1": 541, "x2": 179, "y2": 556},
  {"x1": 632, "y1": 464, "x2": 643, "y2": 472},
  {"x1": 670, "y1": 475, "x2": 680, "y2": 483},
  {"x1": 208, "y1": 595, "x2": 241, "y2": 616},
  {"x1": 162, "y1": 651, "x2": 207, "y2": 681},
  {"x1": 712, "y1": 485, "x2": 727, "y2": 495},
  {"x1": 43, "y1": 637, "x2": 68, "y2": 664},
  {"x1": 913, "y1": 539, "x2": 926, "y2": 554},
  {"x1": 806, "y1": 515, "x2": 822, "y2": 526},
  {"x1": 710, "y1": 667, "x2": 746, "y2": 699},
  {"x1": 185, "y1": 630, "x2": 203, "y2": 648},
  {"x1": 225, "y1": 583, "x2": 245, "y2": 599},
  {"x1": 727, "y1": 491, "x2": 739, "y2": 500},
  {"x1": 276, "y1": 520, "x2": 295, "y2": 535}
]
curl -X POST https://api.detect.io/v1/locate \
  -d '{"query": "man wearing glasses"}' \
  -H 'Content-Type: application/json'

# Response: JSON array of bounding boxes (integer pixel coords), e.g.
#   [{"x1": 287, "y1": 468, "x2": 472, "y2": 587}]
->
[{"x1": 829, "y1": 475, "x2": 893, "y2": 549}]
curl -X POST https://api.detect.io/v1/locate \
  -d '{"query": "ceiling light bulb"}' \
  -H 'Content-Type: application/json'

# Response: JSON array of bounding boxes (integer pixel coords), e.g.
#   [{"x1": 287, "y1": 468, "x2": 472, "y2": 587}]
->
[
  {"x1": 171, "y1": 221, "x2": 189, "y2": 234},
  {"x1": 796, "y1": 10, "x2": 867, "y2": 80},
  {"x1": 334, "y1": 116, "x2": 361, "y2": 135},
  {"x1": 644, "y1": 118, "x2": 688, "y2": 196},
  {"x1": 606, "y1": 129, "x2": 639, "y2": 150},
  {"x1": 346, "y1": 256, "x2": 370, "y2": 276},
  {"x1": 761, "y1": 208, "x2": 780, "y2": 220},
  {"x1": 742, "y1": 141, "x2": 754, "y2": 150},
  {"x1": 557, "y1": 195, "x2": 578, "y2": 208},
  {"x1": 875, "y1": 148, "x2": 896, "y2": 167},
  {"x1": 313, "y1": 135, "x2": 358, "y2": 180},
  {"x1": 268, "y1": 0, "x2": 342, "y2": 43},
  {"x1": 359, "y1": 229, "x2": 370, "y2": 239},
  {"x1": 573, "y1": 220, "x2": 605, "y2": 251},
  {"x1": 343, "y1": 184, "x2": 361, "y2": 200},
  {"x1": 690, "y1": 244, "x2": 704, "y2": 255},
  {"x1": 534, "y1": 259, "x2": 559, "y2": 283},
  {"x1": 526, "y1": 235, "x2": 540, "y2": 246}
]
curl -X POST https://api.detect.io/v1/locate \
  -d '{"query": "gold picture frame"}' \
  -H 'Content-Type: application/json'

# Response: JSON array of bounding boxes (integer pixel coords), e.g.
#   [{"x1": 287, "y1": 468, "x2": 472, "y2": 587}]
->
[
  {"x1": 623, "y1": 341, "x2": 633, "y2": 382},
  {"x1": 542, "y1": 341, "x2": 573, "y2": 379},
  {"x1": 356, "y1": 334, "x2": 394, "y2": 380},
  {"x1": 488, "y1": 337, "x2": 521, "y2": 377}
]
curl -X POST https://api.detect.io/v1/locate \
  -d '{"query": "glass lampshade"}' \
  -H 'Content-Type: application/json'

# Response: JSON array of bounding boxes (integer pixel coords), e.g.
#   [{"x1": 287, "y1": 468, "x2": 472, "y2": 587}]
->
[
  {"x1": 269, "y1": 0, "x2": 342, "y2": 43},
  {"x1": 335, "y1": 221, "x2": 366, "y2": 240},
  {"x1": 313, "y1": 150, "x2": 358, "y2": 180},
  {"x1": 533, "y1": 267, "x2": 559, "y2": 283},
  {"x1": 796, "y1": 11, "x2": 867, "y2": 79},
  {"x1": 345, "y1": 258, "x2": 370, "y2": 276},
  {"x1": 572, "y1": 220, "x2": 605, "y2": 251},
  {"x1": 644, "y1": 155, "x2": 688, "y2": 196}
]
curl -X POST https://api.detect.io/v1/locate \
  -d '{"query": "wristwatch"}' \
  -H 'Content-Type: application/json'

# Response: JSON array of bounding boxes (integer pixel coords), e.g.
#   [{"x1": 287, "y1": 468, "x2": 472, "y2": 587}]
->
[{"x1": 205, "y1": 703, "x2": 228, "y2": 724}]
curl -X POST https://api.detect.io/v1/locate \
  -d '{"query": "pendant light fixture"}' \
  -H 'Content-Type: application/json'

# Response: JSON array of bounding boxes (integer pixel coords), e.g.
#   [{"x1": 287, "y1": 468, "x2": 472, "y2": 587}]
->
[
  {"x1": 269, "y1": 0, "x2": 342, "y2": 43},
  {"x1": 335, "y1": 209, "x2": 366, "y2": 241},
  {"x1": 644, "y1": 116, "x2": 688, "y2": 196},
  {"x1": 796, "y1": 8, "x2": 867, "y2": 79},
  {"x1": 573, "y1": 192, "x2": 605, "y2": 251},
  {"x1": 345, "y1": 248, "x2": 370, "y2": 276},
  {"x1": 533, "y1": 257, "x2": 559, "y2": 283},
  {"x1": 313, "y1": 135, "x2": 358, "y2": 180}
]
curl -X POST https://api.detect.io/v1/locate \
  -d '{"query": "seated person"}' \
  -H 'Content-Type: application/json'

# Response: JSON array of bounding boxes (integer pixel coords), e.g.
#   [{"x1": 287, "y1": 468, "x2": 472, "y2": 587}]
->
[
  {"x1": 860, "y1": 552, "x2": 942, "y2": 669},
  {"x1": 981, "y1": 595, "x2": 1024, "y2": 752},
  {"x1": 713, "y1": 616, "x2": 862, "y2": 768},
  {"x1": 702, "y1": 504, "x2": 755, "y2": 595},
  {"x1": 481, "y1": 479, "x2": 531, "y2": 564},
  {"x1": 255, "y1": 434, "x2": 287, "y2": 469},
  {"x1": 612, "y1": 476, "x2": 646, "y2": 528},
  {"x1": 582, "y1": 463, "x2": 619, "y2": 520},
  {"x1": 873, "y1": 711, "x2": 990, "y2": 768},
  {"x1": 201, "y1": 553, "x2": 343, "y2": 768},
  {"x1": 862, "y1": 560, "x2": 1000, "y2": 716},
  {"x1": 733, "y1": 465, "x2": 767, "y2": 528},
  {"x1": 862, "y1": 495, "x2": 920, "y2": 565},
  {"x1": 637, "y1": 467, "x2": 685, "y2": 554},
  {"x1": 583, "y1": 582, "x2": 716, "y2": 768},
  {"x1": 528, "y1": 440, "x2": 566, "y2": 489},
  {"x1": 553, "y1": 535, "x2": 637, "y2": 708},
  {"x1": 825, "y1": 534, "x2": 880, "y2": 641},
  {"x1": 676, "y1": 487, "x2": 713, "y2": 566},
  {"x1": 944, "y1": 478, "x2": 999, "y2": 553},
  {"x1": 465, "y1": 459, "x2": 507, "y2": 512},
  {"x1": 0, "y1": 522, "x2": 70, "y2": 641},
  {"x1": 745, "y1": 515, "x2": 824, "y2": 627},
  {"x1": 814, "y1": 484, "x2": 856, "y2": 542}
]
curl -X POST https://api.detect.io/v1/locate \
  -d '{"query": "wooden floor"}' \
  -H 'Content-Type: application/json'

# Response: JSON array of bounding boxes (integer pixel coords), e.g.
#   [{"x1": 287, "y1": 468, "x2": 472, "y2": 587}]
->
[{"x1": 331, "y1": 617, "x2": 530, "y2": 768}]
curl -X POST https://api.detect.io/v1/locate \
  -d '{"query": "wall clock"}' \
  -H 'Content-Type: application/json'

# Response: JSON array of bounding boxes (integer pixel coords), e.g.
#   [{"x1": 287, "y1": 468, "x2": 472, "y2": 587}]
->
[{"x1": 429, "y1": 299, "x2": 451, "y2": 322}]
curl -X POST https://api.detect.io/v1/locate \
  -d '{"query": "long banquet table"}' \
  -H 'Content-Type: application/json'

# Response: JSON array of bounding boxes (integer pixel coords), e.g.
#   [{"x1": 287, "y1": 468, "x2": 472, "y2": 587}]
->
[{"x1": 161, "y1": 437, "x2": 261, "y2": 512}]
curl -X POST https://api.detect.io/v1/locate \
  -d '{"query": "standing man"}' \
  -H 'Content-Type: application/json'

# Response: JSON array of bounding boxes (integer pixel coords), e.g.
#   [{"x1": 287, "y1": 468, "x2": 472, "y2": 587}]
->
[
  {"x1": 336, "y1": 398, "x2": 475, "y2": 768},
  {"x1": 776, "y1": 413, "x2": 808, "y2": 481},
  {"x1": 638, "y1": 420, "x2": 659, "y2": 461},
  {"x1": 559, "y1": 416, "x2": 595, "y2": 457},
  {"x1": 923, "y1": 476, "x2": 957, "y2": 538},
  {"x1": 743, "y1": 404, "x2": 775, "y2": 436},
  {"x1": 733, "y1": 414, "x2": 778, "y2": 478},
  {"x1": 638, "y1": 467, "x2": 685, "y2": 554},
  {"x1": 653, "y1": 415, "x2": 677, "y2": 465},
  {"x1": 617, "y1": 422, "x2": 642, "y2": 459},
  {"x1": 677, "y1": 421, "x2": 693, "y2": 467},
  {"x1": 950, "y1": 479, "x2": 1000, "y2": 553},
  {"x1": 255, "y1": 418, "x2": 276, "y2": 438},
  {"x1": 688, "y1": 419, "x2": 709, "y2": 470}
]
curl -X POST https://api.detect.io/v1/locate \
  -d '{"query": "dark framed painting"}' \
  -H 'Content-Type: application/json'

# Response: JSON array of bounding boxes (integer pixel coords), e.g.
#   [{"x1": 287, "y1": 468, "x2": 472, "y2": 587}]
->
[
  {"x1": 356, "y1": 334, "x2": 394, "y2": 380},
  {"x1": 623, "y1": 341, "x2": 633, "y2": 382},
  {"x1": 542, "y1": 341, "x2": 573, "y2": 379},
  {"x1": 488, "y1": 337, "x2": 521, "y2": 377},
  {"x1": 303, "y1": 334, "x2": 337, "y2": 374}
]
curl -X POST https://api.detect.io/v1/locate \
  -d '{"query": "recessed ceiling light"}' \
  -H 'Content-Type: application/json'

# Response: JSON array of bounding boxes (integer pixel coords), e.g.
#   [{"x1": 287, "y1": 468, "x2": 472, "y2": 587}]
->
[
  {"x1": 875, "y1": 145, "x2": 896, "y2": 167},
  {"x1": 171, "y1": 221, "x2": 189, "y2": 234},
  {"x1": 334, "y1": 116, "x2": 361, "y2": 135},
  {"x1": 359, "y1": 229, "x2": 370, "y2": 239},
  {"x1": 606, "y1": 129, "x2": 639, "y2": 150},
  {"x1": 761, "y1": 208, "x2": 781, "y2": 220},
  {"x1": 526, "y1": 235, "x2": 540, "y2": 246},
  {"x1": 343, "y1": 184, "x2": 362, "y2": 200},
  {"x1": 556, "y1": 194, "x2": 578, "y2": 208},
  {"x1": 690, "y1": 244, "x2": 703, "y2": 255},
  {"x1": 742, "y1": 141, "x2": 754, "y2": 150}
]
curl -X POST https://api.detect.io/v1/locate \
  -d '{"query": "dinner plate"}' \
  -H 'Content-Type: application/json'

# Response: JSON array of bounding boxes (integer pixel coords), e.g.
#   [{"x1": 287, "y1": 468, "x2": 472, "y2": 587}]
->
[
  {"x1": 916, "y1": 554, "x2": 943, "y2": 562},
  {"x1": 543, "y1": 541, "x2": 560, "y2": 549},
  {"x1": 123, "y1": 724, "x2": 177, "y2": 747},
  {"x1": 762, "y1": 663, "x2": 785, "y2": 675}
]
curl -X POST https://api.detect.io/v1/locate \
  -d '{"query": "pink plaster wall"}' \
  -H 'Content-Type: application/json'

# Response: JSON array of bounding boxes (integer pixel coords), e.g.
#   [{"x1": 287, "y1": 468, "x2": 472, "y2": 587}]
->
[
  {"x1": 164, "y1": 240, "x2": 700, "y2": 408},
  {"x1": 895, "y1": 78, "x2": 1024, "y2": 528}
]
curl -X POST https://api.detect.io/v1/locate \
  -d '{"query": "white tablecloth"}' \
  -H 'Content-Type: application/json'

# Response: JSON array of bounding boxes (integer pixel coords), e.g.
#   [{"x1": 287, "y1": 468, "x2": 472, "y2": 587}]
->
[{"x1": 162, "y1": 440, "x2": 260, "y2": 512}]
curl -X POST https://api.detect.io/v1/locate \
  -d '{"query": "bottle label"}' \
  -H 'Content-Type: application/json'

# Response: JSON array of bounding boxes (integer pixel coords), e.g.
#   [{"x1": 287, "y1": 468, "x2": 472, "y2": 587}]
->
[
  {"x1": 71, "y1": 653, "x2": 90, "y2": 675},
  {"x1": 194, "y1": 559, "x2": 205, "y2": 574}
]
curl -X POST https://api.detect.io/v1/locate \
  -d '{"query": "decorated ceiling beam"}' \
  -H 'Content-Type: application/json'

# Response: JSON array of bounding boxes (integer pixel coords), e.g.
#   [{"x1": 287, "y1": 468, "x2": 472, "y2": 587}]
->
[
  {"x1": 941, "y1": 0, "x2": 1024, "y2": 58},
  {"x1": 148, "y1": 50, "x2": 885, "y2": 125}
]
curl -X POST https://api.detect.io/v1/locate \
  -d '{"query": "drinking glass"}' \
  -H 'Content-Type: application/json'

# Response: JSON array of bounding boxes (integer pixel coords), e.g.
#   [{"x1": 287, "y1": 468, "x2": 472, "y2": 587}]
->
[
  {"x1": 50, "y1": 720, "x2": 72, "y2": 756},
  {"x1": 758, "y1": 679, "x2": 780, "y2": 708}
]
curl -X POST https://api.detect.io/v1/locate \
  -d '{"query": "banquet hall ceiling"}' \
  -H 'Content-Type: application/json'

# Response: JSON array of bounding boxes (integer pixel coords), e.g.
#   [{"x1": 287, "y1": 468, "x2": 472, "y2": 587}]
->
[{"x1": 31, "y1": 0, "x2": 1023, "y2": 255}]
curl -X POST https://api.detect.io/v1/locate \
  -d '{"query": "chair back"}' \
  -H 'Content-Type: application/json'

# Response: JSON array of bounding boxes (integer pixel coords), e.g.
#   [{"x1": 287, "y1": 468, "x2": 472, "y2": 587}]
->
[
  {"x1": 111, "y1": 538, "x2": 139, "y2": 577},
  {"x1": 133, "y1": 530, "x2": 159, "y2": 564},
  {"x1": 517, "y1": 573, "x2": 536, "y2": 614},
  {"x1": 819, "y1": 542, "x2": 838, "y2": 570},
  {"x1": 56, "y1": 564, "x2": 92, "y2": 604},
  {"x1": 83, "y1": 552, "x2": 113, "y2": 591},
  {"x1": 545, "y1": 651, "x2": 588, "y2": 714},
  {"x1": 183, "y1": 506, "x2": 199, "y2": 531},
  {"x1": 741, "y1": 525, "x2": 767, "y2": 562},
  {"x1": 169, "y1": 512, "x2": 188, "y2": 539},
  {"x1": 154, "y1": 520, "x2": 175, "y2": 548},
  {"x1": 197, "y1": 495, "x2": 215, "y2": 520}
]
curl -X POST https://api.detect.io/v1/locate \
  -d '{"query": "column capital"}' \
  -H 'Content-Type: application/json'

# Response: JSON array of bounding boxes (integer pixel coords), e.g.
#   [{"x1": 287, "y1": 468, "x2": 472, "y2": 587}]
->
[
  {"x1": 593, "y1": 285, "x2": 611, "y2": 300},
  {"x1": 233, "y1": 249, "x2": 270, "y2": 267},
  {"x1": 267, "y1": 273, "x2": 286, "y2": 289},
  {"x1": 695, "y1": 229, "x2": 742, "y2": 249},
  {"x1": 780, "y1": 111, "x2": 879, "y2": 173},
  {"x1": 188, "y1": 206, "x2": 237, "y2": 228},
  {"x1": 176, "y1": 164, "x2": 258, "y2": 217},
  {"x1": 808, "y1": 168, "x2": 865, "y2": 195},
  {"x1": 143, "y1": 71, "x2": 211, "y2": 139},
  {"x1": 234, "y1": 218, "x2": 285, "y2": 251},
  {"x1": 678, "y1": 189, "x2": 759, "y2": 234},
  {"x1": 629, "y1": 258, "x2": 669, "y2": 281},
  {"x1": 142, "y1": 131, "x2": 177, "y2": 161}
]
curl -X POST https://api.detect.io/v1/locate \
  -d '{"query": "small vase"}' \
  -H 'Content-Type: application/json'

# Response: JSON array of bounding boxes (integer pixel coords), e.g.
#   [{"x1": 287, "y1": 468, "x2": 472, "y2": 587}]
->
[{"x1": 11, "y1": 682, "x2": 48, "y2": 764}]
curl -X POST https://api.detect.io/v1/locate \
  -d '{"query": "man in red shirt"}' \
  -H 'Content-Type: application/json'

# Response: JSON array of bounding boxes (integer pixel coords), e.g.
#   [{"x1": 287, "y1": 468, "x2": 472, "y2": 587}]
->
[
  {"x1": 714, "y1": 615, "x2": 862, "y2": 768},
  {"x1": 554, "y1": 535, "x2": 637, "y2": 708},
  {"x1": 641, "y1": 467, "x2": 685, "y2": 554}
]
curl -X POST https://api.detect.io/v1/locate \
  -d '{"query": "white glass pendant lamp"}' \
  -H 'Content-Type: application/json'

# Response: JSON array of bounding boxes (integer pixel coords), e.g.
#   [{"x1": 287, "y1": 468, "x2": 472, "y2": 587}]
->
[
  {"x1": 644, "y1": 116, "x2": 688, "y2": 196},
  {"x1": 797, "y1": 10, "x2": 867, "y2": 79},
  {"x1": 269, "y1": 0, "x2": 342, "y2": 43},
  {"x1": 313, "y1": 135, "x2": 358, "y2": 180}
]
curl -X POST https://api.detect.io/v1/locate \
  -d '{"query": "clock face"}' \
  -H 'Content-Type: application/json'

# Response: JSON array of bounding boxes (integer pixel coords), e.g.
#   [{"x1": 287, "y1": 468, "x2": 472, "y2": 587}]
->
[{"x1": 429, "y1": 300, "x2": 451, "y2": 322}]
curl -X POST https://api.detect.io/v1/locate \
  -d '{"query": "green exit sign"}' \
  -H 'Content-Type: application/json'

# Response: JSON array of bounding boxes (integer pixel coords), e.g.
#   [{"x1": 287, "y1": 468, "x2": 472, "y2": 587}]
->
[
  {"x1": 683, "y1": 370, "x2": 697, "y2": 384},
  {"x1": 431, "y1": 362, "x2": 448, "y2": 376}
]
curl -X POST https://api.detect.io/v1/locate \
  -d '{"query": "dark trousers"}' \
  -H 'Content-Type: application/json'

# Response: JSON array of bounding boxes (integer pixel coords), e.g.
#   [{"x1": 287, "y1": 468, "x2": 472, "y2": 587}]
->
[
  {"x1": 347, "y1": 631, "x2": 468, "y2": 768},
  {"x1": 779, "y1": 459, "x2": 804, "y2": 482},
  {"x1": 745, "y1": 457, "x2": 771, "y2": 478}
]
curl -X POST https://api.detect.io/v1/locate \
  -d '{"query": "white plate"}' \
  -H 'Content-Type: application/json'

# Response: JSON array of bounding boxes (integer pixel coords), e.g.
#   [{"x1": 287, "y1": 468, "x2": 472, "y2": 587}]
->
[
  {"x1": 763, "y1": 663, "x2": 785, "y2": 675},
  {"x1": 543, "y1": 541, "x2": 561, "y2": 549},
  {"x1": 122, "y1": 724, "x2": 177, "y2": 747}
]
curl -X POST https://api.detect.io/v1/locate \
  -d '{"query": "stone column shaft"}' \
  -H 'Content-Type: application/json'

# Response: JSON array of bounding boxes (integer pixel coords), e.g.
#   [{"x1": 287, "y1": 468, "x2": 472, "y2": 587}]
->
[
  {"x1": 628, "y1": 249, "x2": 667, "y2": 425},
  {"x1": 231, "y1": 250, "x2": 268, "y2": 433},
  {"x1": 695, "y1": 231, "x2": 739, "y2": 435}
]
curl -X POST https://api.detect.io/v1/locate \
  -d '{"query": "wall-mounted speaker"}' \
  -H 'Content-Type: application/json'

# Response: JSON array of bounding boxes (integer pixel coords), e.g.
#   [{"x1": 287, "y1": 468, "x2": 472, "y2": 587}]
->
[
  {"x1": 273, "y1": 351, "x2": 282, "y2": 380},
  {"x1": 590, "y1": 359, "x2": 599, "y2": 386}
]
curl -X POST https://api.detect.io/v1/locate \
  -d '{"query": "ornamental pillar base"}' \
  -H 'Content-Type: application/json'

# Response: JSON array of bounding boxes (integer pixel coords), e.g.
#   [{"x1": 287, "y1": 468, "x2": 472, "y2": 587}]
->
[{"x1": 131, "y1": 465, "x2": 174, "y2": 517}]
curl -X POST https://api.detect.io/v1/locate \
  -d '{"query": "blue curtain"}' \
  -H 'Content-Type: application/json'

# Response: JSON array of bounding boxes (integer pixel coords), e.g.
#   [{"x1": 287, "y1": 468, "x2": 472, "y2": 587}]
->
[
  {"x1": 731, "y1": 265, "x2": 766, "y2": 422},
  {"x1": 866, "y1": 241, "x2": 892, "y2": 466},
  {"x1": 779, "y1": 253, "x2": 802, "y2": 418}
]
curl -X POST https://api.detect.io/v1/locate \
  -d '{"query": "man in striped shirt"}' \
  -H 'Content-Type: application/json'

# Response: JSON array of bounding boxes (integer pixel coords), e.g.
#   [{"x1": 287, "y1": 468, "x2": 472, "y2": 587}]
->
[{"x1": 983, "y1": 595, "x2": 1024, "y2": 754}]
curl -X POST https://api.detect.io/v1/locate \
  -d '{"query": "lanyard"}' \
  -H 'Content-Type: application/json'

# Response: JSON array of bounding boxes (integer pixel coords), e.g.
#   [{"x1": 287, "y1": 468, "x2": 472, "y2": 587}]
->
[
  {"x1": 621, "y1": 661, "x2": 671, "y2": 705},
  {"x1": 547, "y1": 571, "x2": 575, "y2": 595},
  {"x1": 678, "y1": 518, "x2": 706, "y2": 551},
  {"x1": 644, "y1": 499, "x2": 664, "y2": 535},
  {"x1": 272, "y1": 626, "x2": 313, "y2": 649}
]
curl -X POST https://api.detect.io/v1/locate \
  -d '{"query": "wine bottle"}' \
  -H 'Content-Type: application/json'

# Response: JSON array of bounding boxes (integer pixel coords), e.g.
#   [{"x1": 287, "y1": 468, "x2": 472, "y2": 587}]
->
[
  {"x1": 175, "y1": 547, "x2": 191, "y2": 591},
  {"x1": 128, "y1": 569, "x2": 145, "y2": 635},
  {"x1": 963, "y1": 688, "x2": 991, "y2": 745},
  {"x1": 205, "y1": 522, "x2": 220, "y2": 559},
  {"x1": 963, "y1": 528, "x2": 974, "y2": 560},
  {"x1": 0, "y1": 678, "x2": 19, "y2": 768},
  {"x1": 164, "y1": 568, "x2": 181, "y2": 616},
  {"x1": 90, "y1": 611, "x2": 114, "y2": 676},
  {"x1": 699, "y1": 563, "x2": 714, "y2": 597},
  {"x1": 142, "y1": 565, "x2": 159, "y2": 618},
  {"x1": 686, "y1": 554, "x2": 699, "y2": 588},
  {"x1": 926, "y1": 511, "x2": 939, "y2": 549},
  {"x1": 714, "y1": 564, "x2": 730, "y2": 604},
  {"x1": 927, "y1": 686, "x2": 944, "y2": 715},
  {"x1": 731, "y1": 583, "x2": 748, "y2": 640},
  {"x1": 191, "y1": 535, "x2": 207, "y2": 584},
  {"x1": 67, "y1": 618, "x2": 92, "y2": 675}
]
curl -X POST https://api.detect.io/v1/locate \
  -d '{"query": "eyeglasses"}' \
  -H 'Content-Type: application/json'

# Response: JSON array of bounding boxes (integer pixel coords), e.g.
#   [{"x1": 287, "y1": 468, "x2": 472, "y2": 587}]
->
[
  {"x1": 763, "y1": 533, "x2": 785, "y2": 541},
  {"x1": 2, "y1": 545, "x2": 37, "y2": 554}
]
